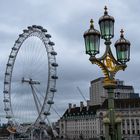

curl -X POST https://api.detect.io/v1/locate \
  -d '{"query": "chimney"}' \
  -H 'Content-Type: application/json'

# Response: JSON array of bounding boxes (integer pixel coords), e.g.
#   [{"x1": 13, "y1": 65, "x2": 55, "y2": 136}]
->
[
  {"x1": 73, "y1": 104, "x2": 76, "y2": 108},
  {"x1": 68, "y1": 103, "x2": 72, "y2": 113},
  {"x1": 87, "y1": 100, "x2": 90, "y2": 111},
  {"x1": 80, "y1": 101, "x2": 84, "y2": 112}
]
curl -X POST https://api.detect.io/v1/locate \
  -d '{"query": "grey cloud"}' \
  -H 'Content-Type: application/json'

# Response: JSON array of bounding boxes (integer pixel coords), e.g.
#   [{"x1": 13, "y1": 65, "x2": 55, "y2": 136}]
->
[{"x1": 0, "y1": 0, "x2": 140, "y2": 123}]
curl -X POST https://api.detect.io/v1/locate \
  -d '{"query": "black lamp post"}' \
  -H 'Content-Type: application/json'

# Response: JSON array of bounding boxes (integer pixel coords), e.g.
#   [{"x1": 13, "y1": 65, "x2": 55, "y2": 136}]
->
[{"x1": 83, "y1": 6, "x2": 131, "y2": 140}]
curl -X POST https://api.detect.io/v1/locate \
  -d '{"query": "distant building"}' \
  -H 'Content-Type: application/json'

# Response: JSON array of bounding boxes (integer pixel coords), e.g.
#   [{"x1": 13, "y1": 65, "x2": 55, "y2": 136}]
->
[
  {"x1": 89, "y1": 77, "x2": 139, "y2": 105},
  {"x1": 59, "y1": 99, "x2": 140, "y2": 140}
]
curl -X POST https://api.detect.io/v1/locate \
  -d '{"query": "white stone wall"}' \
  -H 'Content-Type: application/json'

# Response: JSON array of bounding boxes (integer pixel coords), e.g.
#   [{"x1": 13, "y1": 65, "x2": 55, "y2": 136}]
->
[
  {"x1": 59, "y1": 116, "x2": 100, "y2": 139},
  {"x1": 120, "y1": 109, "x2": 140, "y2": 139},
  {"x1": 59, "y1": 109, "x2": 140, "y2": 139}
]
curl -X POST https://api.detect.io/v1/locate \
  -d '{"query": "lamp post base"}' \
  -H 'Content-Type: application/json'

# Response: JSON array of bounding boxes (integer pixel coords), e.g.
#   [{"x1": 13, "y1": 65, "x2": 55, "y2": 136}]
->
[
  {"x1": 103, "y1": 79, "x2": 117, "y2": 89},
  {"x1": 103, "y1": 84, "x2": 122, "y2": 140}
]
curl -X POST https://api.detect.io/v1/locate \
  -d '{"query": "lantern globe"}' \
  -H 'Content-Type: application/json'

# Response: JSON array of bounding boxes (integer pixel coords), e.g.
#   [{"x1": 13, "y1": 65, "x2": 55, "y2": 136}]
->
[
  {"x1": 83, "y1": 19, "x2": 100, "y2": 56},
  {"x1": 99, "y1": 6, "x2": 115, "y2": 40},
  {"x1": 115, "y1": 29, "x2": 131, "y2": 64}
]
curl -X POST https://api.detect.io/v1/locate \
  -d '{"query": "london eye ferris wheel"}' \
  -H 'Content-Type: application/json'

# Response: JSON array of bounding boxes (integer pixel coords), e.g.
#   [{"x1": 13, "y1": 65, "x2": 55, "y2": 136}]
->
[{"x1": 3, "y1": 25, "x2": 58, "y2": 133}]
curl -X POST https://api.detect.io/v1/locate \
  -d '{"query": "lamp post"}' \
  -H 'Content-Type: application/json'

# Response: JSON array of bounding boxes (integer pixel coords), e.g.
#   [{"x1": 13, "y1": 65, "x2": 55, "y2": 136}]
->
[{"x1": 83, "y1": 6, "x2": 131, "y2": 140}]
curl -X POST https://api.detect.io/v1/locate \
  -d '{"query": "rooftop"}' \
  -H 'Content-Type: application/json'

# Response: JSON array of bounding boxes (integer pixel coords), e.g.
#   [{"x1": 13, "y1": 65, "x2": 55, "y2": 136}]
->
[{"x1": 62, "y1": 98, "x2": 140, "y2": 118}]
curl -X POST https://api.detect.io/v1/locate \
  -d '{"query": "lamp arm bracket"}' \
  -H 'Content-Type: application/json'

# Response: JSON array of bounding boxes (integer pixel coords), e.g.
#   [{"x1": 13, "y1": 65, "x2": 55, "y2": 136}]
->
[
  {"x1": 98, "y1": 44, "x2": 110, "y2": 61},
  {"x1": 89, "y1": 50, "x2": 127, "y2": 88},
  {"x1": 89, "y1": 56, "x2": 110, "y2": 79},
  {"x1": 97, "y1": 45, "x2": 118, "y2": 65},
  {"x1": 89, "y1": 40, "x2": 127, "y2": 87}
]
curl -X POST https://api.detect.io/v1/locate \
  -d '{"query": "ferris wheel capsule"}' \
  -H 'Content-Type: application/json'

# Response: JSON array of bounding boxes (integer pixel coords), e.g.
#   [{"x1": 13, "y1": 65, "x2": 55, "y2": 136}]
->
[
  {"x1": 51, "y1": 63, "x2": 58, "y2": 67},
  {"x1": 32, "y1": 25, "x2": 37, "y2": 28},
  {"x1": 48, "y1": 41, "x2": 55, "y2": 46},
  {"x1": 47, "y1": 100, "x2": 54, "y2": 105},
  {"x1": 27, "y1": 26, "x2": 33, "y2": 30},
  {"x1": 42, "y1": 28, "x2": 47, "y2": 32},
  {"x1": 3, "y1": 99, "x2": 9, "y2": 102},
  {"x1": 51, "y1": 51, "x2": 57, "y2": 55},
  {"x1": 23, "y1": 29, "x2": 29, "y2": 33},
  {"x1": 44, "y1": 112, "x2": 50, "y2": 116},
  {"x1": 51, "y1": 75, "x2": 58, "y2": 79},
  {"x1": 45, "y1": 34, "x2": 51, "y2": 38}
]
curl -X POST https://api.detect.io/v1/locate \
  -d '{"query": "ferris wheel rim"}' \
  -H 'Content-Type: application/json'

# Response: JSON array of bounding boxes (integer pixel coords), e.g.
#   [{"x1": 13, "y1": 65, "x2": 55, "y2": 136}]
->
[{"x1": 3, "y1": 25, "x2": 58, "y2": 130}]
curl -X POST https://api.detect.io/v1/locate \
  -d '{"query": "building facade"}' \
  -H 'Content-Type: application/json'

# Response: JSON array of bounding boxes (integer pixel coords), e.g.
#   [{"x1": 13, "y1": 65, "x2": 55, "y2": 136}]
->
[
  {"x1": 89, "y1": 77, "x2": 139, "y2": 105},
  {"x1": 59, "y1": 102, "x2": 101, "y2": 139},
  {"x1": 59, "y1": 99, "x2": 140, "y2": 140}
]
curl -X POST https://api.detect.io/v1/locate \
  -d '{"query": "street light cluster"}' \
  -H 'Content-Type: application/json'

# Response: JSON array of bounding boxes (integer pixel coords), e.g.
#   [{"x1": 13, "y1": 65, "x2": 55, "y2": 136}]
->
[{"x1": 83, "y1": 6, "x2": 130, "y2": 64}]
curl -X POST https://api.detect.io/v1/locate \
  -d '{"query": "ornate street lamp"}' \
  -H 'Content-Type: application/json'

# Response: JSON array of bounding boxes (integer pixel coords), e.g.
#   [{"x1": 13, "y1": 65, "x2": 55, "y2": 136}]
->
[{"x1": 83, "y1": 6, "x2": 131, "y2": 140}]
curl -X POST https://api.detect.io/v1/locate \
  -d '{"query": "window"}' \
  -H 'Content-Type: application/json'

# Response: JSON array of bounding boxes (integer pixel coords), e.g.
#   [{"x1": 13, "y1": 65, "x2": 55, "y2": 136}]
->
[
  {"x1": 126, "y1": 119, "x2": 129, "y2": 126},
  {"x1": 127, "y1": 130, "x2": 130, "y2": 134},
  {"x1": 131, "y1": 119, "x2": 134, "y2": 125},
  {"x1": 136, "y1": 119, "x2": 139, "y2": 125},
  {"x1": 137, "y1": 130, "x2": 140, "y2": 134},
  {"x1": 132, "y1": 130, "x2": 135, "y2": 134},
  {"x1": 123, "y1": 130, "x2": 125, "y2": 134},
  {"x1": 122, "y1": 119, "x2": 125, "y2": 128}
]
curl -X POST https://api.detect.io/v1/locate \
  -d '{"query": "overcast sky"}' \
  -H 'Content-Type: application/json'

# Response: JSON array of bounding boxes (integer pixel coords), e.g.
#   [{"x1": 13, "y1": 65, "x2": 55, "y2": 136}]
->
[{"x1": 0, "y1": 0, "x2": 140, "y2": 123}]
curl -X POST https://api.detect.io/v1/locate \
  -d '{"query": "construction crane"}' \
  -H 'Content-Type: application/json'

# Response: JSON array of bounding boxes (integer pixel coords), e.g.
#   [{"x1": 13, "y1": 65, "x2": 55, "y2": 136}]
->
[
  {"x1": 76, "y1": 87, "x2": 87, "y2": 102},
  {"x1": 51, "y1": 106, "x2": 61, "y2": 118}
]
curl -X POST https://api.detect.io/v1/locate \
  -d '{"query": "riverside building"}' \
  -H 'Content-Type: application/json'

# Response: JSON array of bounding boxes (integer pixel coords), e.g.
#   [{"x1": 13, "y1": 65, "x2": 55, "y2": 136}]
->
[{"x1": 59, "y1": 78, "x2": 140, "y2": 140}]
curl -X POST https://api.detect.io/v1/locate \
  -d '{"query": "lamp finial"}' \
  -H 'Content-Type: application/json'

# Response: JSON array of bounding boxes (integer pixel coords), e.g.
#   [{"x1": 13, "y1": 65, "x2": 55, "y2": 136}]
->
[
  {"x1": 104, "y1": 6, "x2": 108, "y2": 15},
  {"x1": 90, "y1": 19, "x2": 94, "y2": 28},
  {"x1": 120, "y1": 29, "x2": 124, "y2": 38}
]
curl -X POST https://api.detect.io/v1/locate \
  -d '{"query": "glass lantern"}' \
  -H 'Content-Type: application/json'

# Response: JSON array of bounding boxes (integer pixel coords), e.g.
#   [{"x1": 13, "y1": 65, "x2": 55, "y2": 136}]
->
[
  {"x1": 83, "y1": 19, "x2": 100, "y2": 56},
  {"x1": 115, "y1": 29, "x2": 130, "y2": 63},
  {"x1": 99, "y1": 6, "x2": 115, "y2": 40}
]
